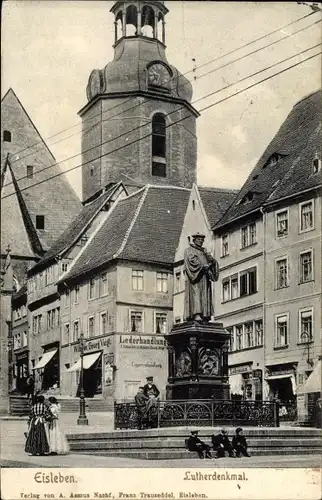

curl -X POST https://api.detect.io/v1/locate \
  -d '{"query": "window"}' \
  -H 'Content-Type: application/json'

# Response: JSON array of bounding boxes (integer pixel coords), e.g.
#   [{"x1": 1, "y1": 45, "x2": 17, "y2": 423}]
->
[
  {"x1": 236, "y1": 325, "x2": 243, "y2": 350},
  {"x1": 36, "y1": 215, "x2": 45, "y2": 230},
  {"x1": 22, "y1": 305, "x2": 27, "y2": 317},
  {"x1": 61, "y1": 263, "x2": 68, "y2": 273},
  {"x1": 65, "y1": 289, "x2": 70, "y2": 308},
  {"x1": 275, "y1": 314, "x2": 288, "y2": 347},
  {"x1": 32, "y1": 314, "x2": 42, "y2": 334},
  {"x1": 22, "y1": 331, "x2": 28, "y2": 347},
  {"x1": 130, "y1": 311, "x2": 143, "y2": 333},
  {"x1": 231, "y1": 275, "x2": 238, "y2": 299},
  {"x1": 226, "y1": 327, "x2": 233, "y2": 352},
  {"x1": 74, "y1": 285, "x2": 80, "y2": 304},
  {"x1": 47, "y1": 310, "x2": 52, "y2": 329},
  {"x1": 73, "y1": 320, "x2": 79, "y2": 341},
  {"x1": 26, "y1": 165, "x2": 34, "y2": 179},
  {"x1": 221, "y1": 234, "x2": 229, "y2": 257},
  {"x1": 244, "y1": 322, "x2": 254, "y2": 348},
  {"x1": 157, "y1": 272, "x2": 168, "y2": 293},
  {"x1": 155, "y1": 312, "x2": 167, "y2": 334},
  {"x1": 152, "y1": 113, "x2": 166, "y2": 177},
  {"x1": 88, "y1": 278, "x2": 96, "y2": 299},
  {"x1": 276, "y1": 210, "x2": 288, "y2": 237},
  {"x1": 192, "y1": 200, "x2": 195, "y2": 210},
  {"x1": 132, "y1": 270, "x2": 143, "y2": 291},
  {"x1": 3, "y1": 130, "x2": 11, "y2": 142},
  {"x1": 175, "y1": 271, "x2": 181, "y2": 293},
  {"x1": 239, "y1": 268, "x2": 257, "y2": 296},
  {"x1": 100, "y1": 312, "x2": 108, "y2": 335},
  {"x1": 99, "y1": 272, "x2": 108, "y2": 296},
  {"x1": 241, "y1": 223, "x2": 256, "y2": 249},
  {"x1": 300, "y1": 201, "x2": 314, "y2": 231},
  {"x1": 312, "y1": 156, "x2": 321, "y2": 174},
  {"x1": 64, "y1": 323, "x2": 70, "y2": 344},
  {"x1": 299, "y1": 309, "x2": 313, "y2": 342},
  {"x1": 255, "y1": 320, "x2": 263, "y2": 346},
  {"x1": 300, "y1": 251, "x2": 313, "y2": 283},
  {"x1": 276, "y1": 258, "x2": 288, "y2": 289},
  {"x1": 88, "y1": 316, "x2": 95, "y2": 337},
  {"x1": 222, "y1": 279, "x2": 230, "y2": 302},
  {"x1": 56, "y1": 307, "x2": 60, "y2": 326},
  {"x1": 174, "y1": 317, "x2": 181, "y2": 324}
]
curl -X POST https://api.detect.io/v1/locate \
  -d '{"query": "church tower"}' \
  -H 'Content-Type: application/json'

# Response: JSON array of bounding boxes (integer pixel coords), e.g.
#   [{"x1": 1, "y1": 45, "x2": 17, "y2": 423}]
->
[{"x1": 80, "y1": 1, "x2": 199, "y2": 202}]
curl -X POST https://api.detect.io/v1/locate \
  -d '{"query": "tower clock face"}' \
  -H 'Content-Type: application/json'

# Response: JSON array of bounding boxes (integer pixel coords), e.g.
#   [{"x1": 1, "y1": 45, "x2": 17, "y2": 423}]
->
[{"x1": 148, "y1": 63, "x2": 171, "y2": 87}]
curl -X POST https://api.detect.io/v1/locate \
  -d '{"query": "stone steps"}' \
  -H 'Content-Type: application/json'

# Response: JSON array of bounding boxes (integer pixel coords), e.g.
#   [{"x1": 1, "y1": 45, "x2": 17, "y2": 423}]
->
[{"x1": 67, "y1": 427, "x2": 322, "y2": 460}]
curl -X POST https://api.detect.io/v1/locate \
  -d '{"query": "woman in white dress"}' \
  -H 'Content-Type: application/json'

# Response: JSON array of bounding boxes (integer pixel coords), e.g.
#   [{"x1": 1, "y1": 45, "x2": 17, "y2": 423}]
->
[{"x1": 48, "y1": 397, "x2": 69, "y2": 455}]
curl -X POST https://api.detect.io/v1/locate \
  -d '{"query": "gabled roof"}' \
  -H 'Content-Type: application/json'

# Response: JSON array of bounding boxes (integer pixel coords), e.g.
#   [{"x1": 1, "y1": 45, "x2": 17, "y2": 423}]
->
[
  {"x1": 197, "y1": 186, "x2": 238, "y2": 228},
  {"x1": 31, "y1": 183, "x2": 123, "y2": 272},
  {"x1": 1, "y1": 158, "x2": 42, "y2": 258},
  {"x1": 62, "y1": 185, "x2": 190, "y2": 282},
  {"x1": 1, "y1": 88, "x2": 81, "y2": 250},
  {"x1": 215, "y1": 90, "x2": 322, "y2": 229}
]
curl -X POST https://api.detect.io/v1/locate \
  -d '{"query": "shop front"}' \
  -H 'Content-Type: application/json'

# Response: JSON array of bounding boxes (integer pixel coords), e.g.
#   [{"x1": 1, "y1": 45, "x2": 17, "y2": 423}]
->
[
  {"x1": 229, "y1": 363, "x2": 263, "y2": 401},
  {"x1": 264, "y1": 363, "x2": 297, "y2": 421},
  {"x1": 114, "y1": 333, "x2": 168, "y2": 401},
  {"x1": 14, "y1": 350, "x2": 29, "y2": 394},
  {"x1": 33, "y1": 344, "x2": 60, "y2": 392},
  {"x1": 61, "y1": 335, "x2": 115, "y2": 399}
]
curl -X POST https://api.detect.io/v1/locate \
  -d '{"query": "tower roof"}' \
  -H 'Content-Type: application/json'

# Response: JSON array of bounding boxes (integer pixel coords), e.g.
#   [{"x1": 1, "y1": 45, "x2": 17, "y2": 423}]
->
[{"x1": 83, "y1": 1, "x2": 195, "y2": 110}]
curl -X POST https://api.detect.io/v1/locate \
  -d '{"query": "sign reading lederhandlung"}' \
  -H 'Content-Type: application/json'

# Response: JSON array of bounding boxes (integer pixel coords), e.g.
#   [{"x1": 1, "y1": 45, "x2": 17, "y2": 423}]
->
[{"x1": 119, "y1": 334, "x2": 166, "y2": 349}]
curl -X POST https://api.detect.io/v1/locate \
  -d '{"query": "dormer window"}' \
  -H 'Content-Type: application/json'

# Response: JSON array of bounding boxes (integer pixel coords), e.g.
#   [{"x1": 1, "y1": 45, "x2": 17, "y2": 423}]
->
[
  {"x1": 27, "y1": 165, "x2": 34, "y2": 179},
  {"x1": 3, "y1": 130, "x2": 11, "y2": 142},
  {"x1": 263, "y1": 153, "x2": 286, "y2": 169},
  {"x1": 312, "y1": 155, "x2": 321, "y2": 174},
  {"x1": 36, "y1": 215, "x2": 45, "y2": 230},
  {"x1": 240, "y1": 191, "x2": 254, "y2": 204}
]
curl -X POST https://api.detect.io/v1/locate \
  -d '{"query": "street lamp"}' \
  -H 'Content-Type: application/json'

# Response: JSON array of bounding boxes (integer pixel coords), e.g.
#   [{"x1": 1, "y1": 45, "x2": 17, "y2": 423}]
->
[
  {"x1": 300, "y1": 331, "x2": 313, "y2": 368},
  {"x1": 77, "y1": 331, "x2": 88, "y2": 425}
]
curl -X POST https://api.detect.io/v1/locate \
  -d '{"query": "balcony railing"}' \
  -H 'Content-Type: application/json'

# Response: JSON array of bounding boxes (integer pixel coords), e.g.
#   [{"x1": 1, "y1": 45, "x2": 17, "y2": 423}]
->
[{"x1": 114, "y1": 399, "x2": 279, "y2": 429}]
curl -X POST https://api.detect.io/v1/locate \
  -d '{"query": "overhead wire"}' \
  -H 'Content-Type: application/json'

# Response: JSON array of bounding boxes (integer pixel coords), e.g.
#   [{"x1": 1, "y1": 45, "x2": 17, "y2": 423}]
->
[
  {"x1": 2, "y1": 47, "x2": 320, "y2": 200},
  {"x1": 5, "y1": 10, "x2": 320, "y2": 166}
]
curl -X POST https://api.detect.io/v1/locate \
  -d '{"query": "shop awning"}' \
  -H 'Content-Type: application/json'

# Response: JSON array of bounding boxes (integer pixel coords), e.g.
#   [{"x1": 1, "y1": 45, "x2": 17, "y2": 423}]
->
[
  {"x1": 229, "y1": 374, "x2": 244, "y2": 395},
  {"x1": 67, "y1": 352, "x2": 101, "y2": 372},
  {"x1": 298, "y1": 360, "x2": 321, "y2": 394},
  {"x1": 33, "y1": 349, "x2": 57, "y2": 370},
  {"x1": 265, "y1": 373, "x2": 297, "y2": 395}
]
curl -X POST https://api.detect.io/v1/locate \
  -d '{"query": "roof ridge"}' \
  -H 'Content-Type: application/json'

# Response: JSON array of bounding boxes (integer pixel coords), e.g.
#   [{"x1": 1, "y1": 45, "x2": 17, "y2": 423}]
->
[
  {"x1": 145, "y1": 184, "x2": 191, "y2": 191},
  {"x1": 119, "y1": 185, "x2": 146, "y2": 201},
  {"x1": 197, "y1": 185, "x2": 239, "y2": 193},
  {"x1": 113, "y1": 186, "x2": 148, "y2": 259},
  {"x1": 60, "y1": 201, "x2": 117, "y2": 281},
  {"x1": 194, "y1": 185, "x2": 211, "y2": 231},
  {"x1": 6, "y1": 158, "x2": 43, "y2": 256}
]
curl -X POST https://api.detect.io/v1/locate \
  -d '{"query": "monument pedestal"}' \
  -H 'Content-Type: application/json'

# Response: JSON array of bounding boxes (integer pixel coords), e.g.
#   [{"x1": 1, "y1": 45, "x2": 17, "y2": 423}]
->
[{"x1": 166, "y1": 322, "x2": 230, "y2": 400}]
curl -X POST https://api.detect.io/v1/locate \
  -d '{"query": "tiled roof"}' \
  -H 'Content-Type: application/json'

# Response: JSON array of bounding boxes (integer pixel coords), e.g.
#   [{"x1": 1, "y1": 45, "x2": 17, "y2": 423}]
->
[
  {"x1": 215, "y1": 90, "x2": 322, "y2": 228},
  {"x1": 197, "y1": 186, "x2": 238, "y2": 227},
  {"x1": 62, "y1": 185, "x2": 190, "y2": 281},
  {"x1": 32, "y1": 183, "x2": 121, "y2": 270}
]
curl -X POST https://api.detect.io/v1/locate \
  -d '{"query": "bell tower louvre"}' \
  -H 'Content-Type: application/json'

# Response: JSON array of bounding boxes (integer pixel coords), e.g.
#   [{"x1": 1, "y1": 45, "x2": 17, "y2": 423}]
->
[{"x1": 80, "y1": 1, "x2": 199, "y2": 202}]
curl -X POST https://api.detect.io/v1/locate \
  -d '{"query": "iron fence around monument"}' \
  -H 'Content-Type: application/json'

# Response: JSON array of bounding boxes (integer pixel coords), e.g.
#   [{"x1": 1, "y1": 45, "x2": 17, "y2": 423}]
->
[{"x1": 114, "y1": 399, "x2": 279, "y2": 429}]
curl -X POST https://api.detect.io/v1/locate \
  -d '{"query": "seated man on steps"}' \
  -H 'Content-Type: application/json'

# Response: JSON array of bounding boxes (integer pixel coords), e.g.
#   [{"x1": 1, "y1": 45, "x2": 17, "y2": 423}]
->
[
  {"x1": 232, "y1": 427, "x2": 251, "y2": 457},
  {"x1": 186, "y1": 430, "x2": 212, "y2": 459},
  {"x1": 143, "y1": 376, "x2": 160, "y2": 428},
  {"x1": 211, "y1": 429, "x2": 235, "y2": 458}
]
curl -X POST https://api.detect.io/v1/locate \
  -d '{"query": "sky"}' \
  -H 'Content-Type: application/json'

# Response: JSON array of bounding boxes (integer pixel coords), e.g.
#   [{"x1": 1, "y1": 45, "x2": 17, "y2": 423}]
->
[{"x1": 1, "y1": 1, "x2": 321, "y2": 200}]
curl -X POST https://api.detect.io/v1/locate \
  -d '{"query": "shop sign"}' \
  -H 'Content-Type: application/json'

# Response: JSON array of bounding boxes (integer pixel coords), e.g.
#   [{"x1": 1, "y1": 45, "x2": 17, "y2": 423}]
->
[
  {"x1": 73, "y1": 336, "x2": 112, "y2": 353},
  {"x1": 16, "y1": 351, "x2": 28, "y2": 361},
  {"x1": 268, "y1": 368, "x2": 294, "y2": 376},
  {"x1": 119, "y1": 335, "x2": 166, "y2": 349},
  {"x1": 229, "y1": 364, "x2": 252, "y2": 375}
]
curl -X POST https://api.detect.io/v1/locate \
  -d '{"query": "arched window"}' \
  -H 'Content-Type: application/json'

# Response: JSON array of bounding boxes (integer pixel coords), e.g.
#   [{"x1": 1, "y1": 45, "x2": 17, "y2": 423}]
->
[
  {"x1": 115, "y1": 11, "x2": 123, "y2": 41},
  {"x1": 3, "y1": 130, "x2": 12, "y2": 142},
  {"x1": 152, "y1": 113, "x2": 166, "y2": 177},
  {"x1": 126, "y1": 4, "x2": 138, "y2": 36},
  {"x1": 141, "y1": 5, "x2": 154, "y2": 38}
]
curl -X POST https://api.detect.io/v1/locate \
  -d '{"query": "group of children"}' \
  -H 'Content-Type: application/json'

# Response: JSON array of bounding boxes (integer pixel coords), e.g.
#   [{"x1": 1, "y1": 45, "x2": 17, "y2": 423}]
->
[
  {"x1": 25, "y1": 395, "x2": 69, "y2": 456},
  {"x1": 187, "y1": 427, "x2": 250, "y2": 459}
]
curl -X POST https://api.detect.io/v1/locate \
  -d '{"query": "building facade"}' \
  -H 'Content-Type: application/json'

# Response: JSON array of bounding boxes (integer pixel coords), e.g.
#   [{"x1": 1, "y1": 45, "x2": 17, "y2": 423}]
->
[{"x1": 213, "y1": 90, "x2": 321, "y2": 411}]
